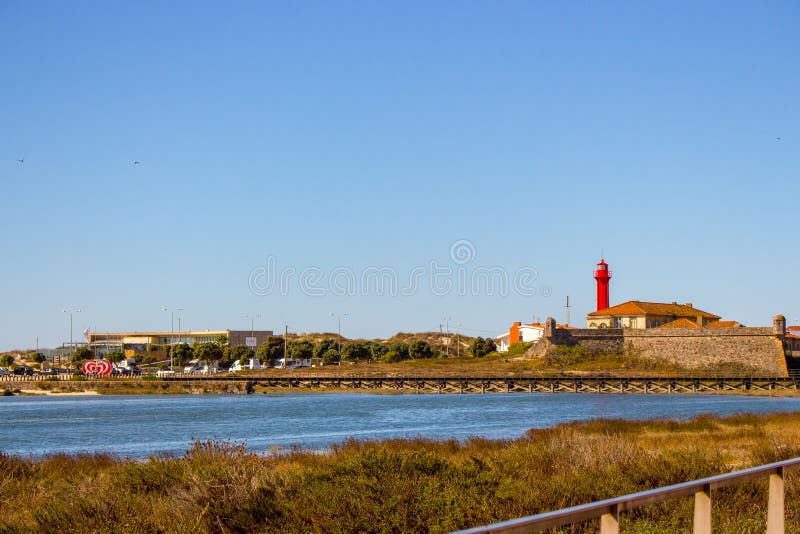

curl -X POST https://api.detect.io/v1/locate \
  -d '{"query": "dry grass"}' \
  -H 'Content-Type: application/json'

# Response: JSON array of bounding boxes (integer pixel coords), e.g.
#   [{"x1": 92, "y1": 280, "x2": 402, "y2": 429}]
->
[{"x1": 3, "y1": 412, "x2": 800, "y2": 532}]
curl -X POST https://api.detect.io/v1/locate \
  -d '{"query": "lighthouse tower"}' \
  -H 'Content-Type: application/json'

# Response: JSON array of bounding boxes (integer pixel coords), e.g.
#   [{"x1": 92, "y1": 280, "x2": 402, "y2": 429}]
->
[{"x1": 593, "y1": 259, "x2": 611, "y2": 311}]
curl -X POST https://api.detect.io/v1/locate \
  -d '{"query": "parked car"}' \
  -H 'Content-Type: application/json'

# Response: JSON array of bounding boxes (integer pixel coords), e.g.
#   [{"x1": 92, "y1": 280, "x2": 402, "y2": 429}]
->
[
  {"x1": 183, "y1": 360, "x2": 203, "y2": 374},
  {"x1": 0, "y1": 368, "x2": 10, "y2": 376},
  {"x1": 12, "y1": 366, "x2": 34, "y2": 376}
]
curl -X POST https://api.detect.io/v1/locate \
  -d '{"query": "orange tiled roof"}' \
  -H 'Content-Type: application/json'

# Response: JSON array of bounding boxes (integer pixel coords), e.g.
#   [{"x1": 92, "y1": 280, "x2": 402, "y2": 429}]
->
[
  {"x1": 588, "y1": 300, "x2": 720, "y2": 320},
  {"x1": 658, "y1": 318, "x2": 701, "y2": 329},
  {"x1": 522, "y1": 322, "x2": 575, "y2": 329},
  {"x1": 706, "y1": 320, "x2": 743, "y2": 328}
]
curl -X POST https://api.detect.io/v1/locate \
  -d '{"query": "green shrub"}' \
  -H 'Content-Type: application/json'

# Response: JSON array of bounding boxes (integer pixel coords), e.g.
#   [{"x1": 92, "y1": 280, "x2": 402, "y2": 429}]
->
[{"x1": 506, "y1": 341, "x2": 533, "y2": 357}]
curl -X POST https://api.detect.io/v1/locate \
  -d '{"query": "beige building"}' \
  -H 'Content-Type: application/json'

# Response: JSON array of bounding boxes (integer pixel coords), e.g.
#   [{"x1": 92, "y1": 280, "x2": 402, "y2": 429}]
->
[
  {"x1": 586, "y1": 301, "x2": 721, "y2": 329},
  {"x1": 88, "y1": 329, "x2": 274, "y2": 356}
]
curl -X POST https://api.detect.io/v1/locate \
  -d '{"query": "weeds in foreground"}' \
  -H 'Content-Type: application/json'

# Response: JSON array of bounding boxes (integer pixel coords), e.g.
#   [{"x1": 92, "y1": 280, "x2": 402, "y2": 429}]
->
[{"x1": 3, "y1": 412, "x2": 800, "y2": 533}]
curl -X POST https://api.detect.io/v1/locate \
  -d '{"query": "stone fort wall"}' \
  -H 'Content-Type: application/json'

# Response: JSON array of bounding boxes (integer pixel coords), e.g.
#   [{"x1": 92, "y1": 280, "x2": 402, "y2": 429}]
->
[{"x1": 527, "y1": 320, "x2": 789, "y2": 376}]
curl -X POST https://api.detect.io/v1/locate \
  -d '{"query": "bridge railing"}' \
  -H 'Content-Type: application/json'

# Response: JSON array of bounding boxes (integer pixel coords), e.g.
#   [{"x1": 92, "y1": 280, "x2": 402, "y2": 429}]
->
[{"x1": 455, "y1": 457, "x2": 800, "y2": 534}]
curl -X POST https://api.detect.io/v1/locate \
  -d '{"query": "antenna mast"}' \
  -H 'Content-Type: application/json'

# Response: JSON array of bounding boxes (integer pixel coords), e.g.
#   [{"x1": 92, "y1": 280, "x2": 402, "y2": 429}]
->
[{"x1": 565, "y1": 295, "x2": 571, "y2": 326}]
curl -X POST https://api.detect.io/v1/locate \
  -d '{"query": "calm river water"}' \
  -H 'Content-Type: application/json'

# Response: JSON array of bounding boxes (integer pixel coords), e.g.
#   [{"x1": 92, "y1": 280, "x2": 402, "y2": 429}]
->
[{"x1": 2, "y1": 393, "x2": 800, "y2": 458}]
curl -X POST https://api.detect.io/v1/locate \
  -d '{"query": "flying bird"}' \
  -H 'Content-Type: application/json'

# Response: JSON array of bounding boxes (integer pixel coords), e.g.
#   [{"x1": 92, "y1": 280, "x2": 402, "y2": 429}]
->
[
  {"x1": 17, "y1": 158, "x2": 24, "y2": 163},
  {"x1": 133, "y1": 161, "x2": 141, "y2": 165}
]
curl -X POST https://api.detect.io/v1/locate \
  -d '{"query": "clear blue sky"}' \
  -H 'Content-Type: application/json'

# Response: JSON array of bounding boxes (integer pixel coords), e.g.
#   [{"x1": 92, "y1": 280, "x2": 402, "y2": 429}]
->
[{"x1": 1, "y1": 1, "x2": 798, "y2": 350}]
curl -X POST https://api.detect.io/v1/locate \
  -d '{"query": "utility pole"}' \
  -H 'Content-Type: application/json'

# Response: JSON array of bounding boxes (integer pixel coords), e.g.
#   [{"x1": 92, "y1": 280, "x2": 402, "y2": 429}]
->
[
  {"x1": 330, "y1": 313, "x2": 349, "y2": 364},
  {"x1": 456, "y1": 322, "x2": 462, "y2": 358},
  {"x1": 439, "y1": 323, "x2": 444, "y2": 355},
  {"x1": 284, "y1": 325, "x2": 288, "y2": 366},
  {"x1": 62, "y1": 309, "x2": 81, "y2": 357}
]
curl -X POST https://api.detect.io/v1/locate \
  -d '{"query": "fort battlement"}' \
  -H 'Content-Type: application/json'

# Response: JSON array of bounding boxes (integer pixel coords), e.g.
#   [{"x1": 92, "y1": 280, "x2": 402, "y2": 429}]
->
[{"x1": 528, "y1": 318, "x2": 789, "y2": 376}]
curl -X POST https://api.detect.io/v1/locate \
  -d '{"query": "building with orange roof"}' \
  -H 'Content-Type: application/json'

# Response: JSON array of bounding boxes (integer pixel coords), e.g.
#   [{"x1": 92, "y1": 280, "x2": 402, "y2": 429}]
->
[
  {"x1": 706, "y1": 320, "x2": 744, "y2": 328},
  {"x1": 496, "y1": 321, "x2": 573, "y2": 352},
  {"x1": 657, "y1": 318, "x2": 701, "y2": 329},
  {"x1": 787, "y1": 326, "x2": 800, "y2": 354},
  {"x1": 586, "y1": 301, "x2": 721, "y2": 329}
]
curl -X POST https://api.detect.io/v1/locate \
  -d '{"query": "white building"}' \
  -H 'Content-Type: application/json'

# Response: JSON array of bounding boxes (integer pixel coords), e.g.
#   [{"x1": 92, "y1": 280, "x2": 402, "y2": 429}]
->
[{"x1": 495, "y1": 322, "x2": 546, "y2": 353}]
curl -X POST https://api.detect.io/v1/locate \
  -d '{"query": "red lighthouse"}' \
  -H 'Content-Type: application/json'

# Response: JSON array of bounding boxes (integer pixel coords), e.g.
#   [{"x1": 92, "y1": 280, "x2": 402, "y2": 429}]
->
[{"x1": 593, "y1": 259, "x2": 611, "y2": 311}]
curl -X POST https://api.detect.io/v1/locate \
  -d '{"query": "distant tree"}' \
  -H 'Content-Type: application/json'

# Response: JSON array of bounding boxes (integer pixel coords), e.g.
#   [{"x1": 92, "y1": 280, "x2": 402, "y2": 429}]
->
[
  {"x1": 381, "y1": 342, "x2": 411, "y2": 363},
  {"x1": 256, "y1": 337, "x2": 285, "y2": 367},
  {"x1": 470, "y1": 337, "x2": 497, "y2": 358},
  {"x1": 194, "y1": 342, "x2": 223, "y2": 363},
  {"x1": 106, "y1": 351, "x2": 125, "y2": 364},
  {"x1": 409, "y1": 340, "x2": 434, "y2": 359},
  {"x1": 229, "y1": 345, "x2": 254, "y2": 365},
  {"x1": 1, "y1": 355, "x2": 14, "y2": 366},
  {"x1": 342, "y1": 341, "x2": 371, "y2": 362},
  {"x1": 214, "y1": 334, "x2": 229, "y2": 347},
  {"x1": 220, "y1": 345, "x2": 233, "y2": 368},
  {"x1": 322, "y1": 349, "x2": 340, "y2": 366},
  {"x1": 71, "y1": 347, "x2": 92, "y2": 364},
  {"x1": 171, "y1": 344, "x2": 193, "y2": 366},
  {"x1": 368, "y1": 341, "x2": 389, "y2": 361},
  {"x1": 139, "y1": 353, "x2": 158, "y2": 365},
  {"x1": 31, "y1": 352, "x2": 47, "y2": 364},
  {"x1": 288, "y1": 340, "x2": 314, "y2": 361},
  {"x1": 390, "y1": 342, "x2": 410, "y2": 360},
  {"x1": 313, "y1": 339, "x2": 338, "y2": 359}
]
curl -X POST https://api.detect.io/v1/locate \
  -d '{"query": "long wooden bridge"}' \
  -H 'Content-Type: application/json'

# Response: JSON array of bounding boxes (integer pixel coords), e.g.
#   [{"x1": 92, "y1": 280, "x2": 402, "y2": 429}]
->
[
  {"x1": 4, "y1": 374, "x2": 799, "y2": 394},
  {"x1": 177, "y1": 375, "x2": 799, "y2": 394}
]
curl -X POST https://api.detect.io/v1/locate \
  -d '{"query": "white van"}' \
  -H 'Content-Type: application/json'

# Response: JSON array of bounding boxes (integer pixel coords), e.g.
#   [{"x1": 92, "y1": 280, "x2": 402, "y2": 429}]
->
[
  {"x1": 183, "y1": 360, "x2": 205, "y2": 374},
  {"x1": 275, "y1": 358, "x2": 311, "y2": 369},
  {"x1": 228, "y1": 358, "x2": 263, "y2": 372}
]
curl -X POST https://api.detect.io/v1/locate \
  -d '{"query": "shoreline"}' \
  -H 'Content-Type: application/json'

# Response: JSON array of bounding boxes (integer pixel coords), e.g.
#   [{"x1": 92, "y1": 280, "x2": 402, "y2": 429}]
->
[
  {"x1": 3, "y1": 385, "x2": 800, "y2": 398},
  {"x1": 2, "y1": 411, "x2": 800, "y2": 532}
]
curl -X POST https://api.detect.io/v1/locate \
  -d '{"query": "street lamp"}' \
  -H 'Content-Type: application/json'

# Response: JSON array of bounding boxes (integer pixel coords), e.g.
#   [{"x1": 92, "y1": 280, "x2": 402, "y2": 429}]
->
[
  {"x1": 62, "y1": 309, "x2": 81, "y2": 361},
  {"x1": 162, "y1": 306, "x2": 184, "y2": 368},
  {"x1": 456, "y1": 321, "x2": 462, "y2": 358},
  {"x1": 330, "y1": 313, "x2": 349, "y2": 364},
  {"x1": 443, "y1": 317, "x2": 452, "y2": 358}
]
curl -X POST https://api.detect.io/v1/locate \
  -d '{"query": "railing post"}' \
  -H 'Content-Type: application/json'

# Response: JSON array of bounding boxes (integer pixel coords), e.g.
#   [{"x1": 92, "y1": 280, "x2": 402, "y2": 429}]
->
[
  {"x1": 600, "y1": 504, "x2": 619, "y2": 534},
  {"x1": 693, "y1": 483, "x2": 712, "y2": 534},
  {"x1": 767, "y1": 467, "x2": 785, "y2": 534}
]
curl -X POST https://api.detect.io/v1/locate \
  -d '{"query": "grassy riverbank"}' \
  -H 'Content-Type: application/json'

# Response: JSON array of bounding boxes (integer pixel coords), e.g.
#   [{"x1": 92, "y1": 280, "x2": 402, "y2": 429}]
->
[{"x1": 2, "y1": 412, "x2": 800, "y2": 533}]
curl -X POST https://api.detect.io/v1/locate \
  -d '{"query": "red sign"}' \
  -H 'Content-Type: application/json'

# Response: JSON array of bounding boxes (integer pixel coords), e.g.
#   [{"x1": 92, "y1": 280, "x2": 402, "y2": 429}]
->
[{"x1": 82, "y1": 359, "x2": 113, "y2": 376}]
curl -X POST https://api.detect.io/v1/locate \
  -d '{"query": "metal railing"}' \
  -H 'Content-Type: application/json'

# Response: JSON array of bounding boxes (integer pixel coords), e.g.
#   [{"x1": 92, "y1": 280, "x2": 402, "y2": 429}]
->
[{"x1": 455, "y1": 457, "x2": 800, "y2": 534}]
